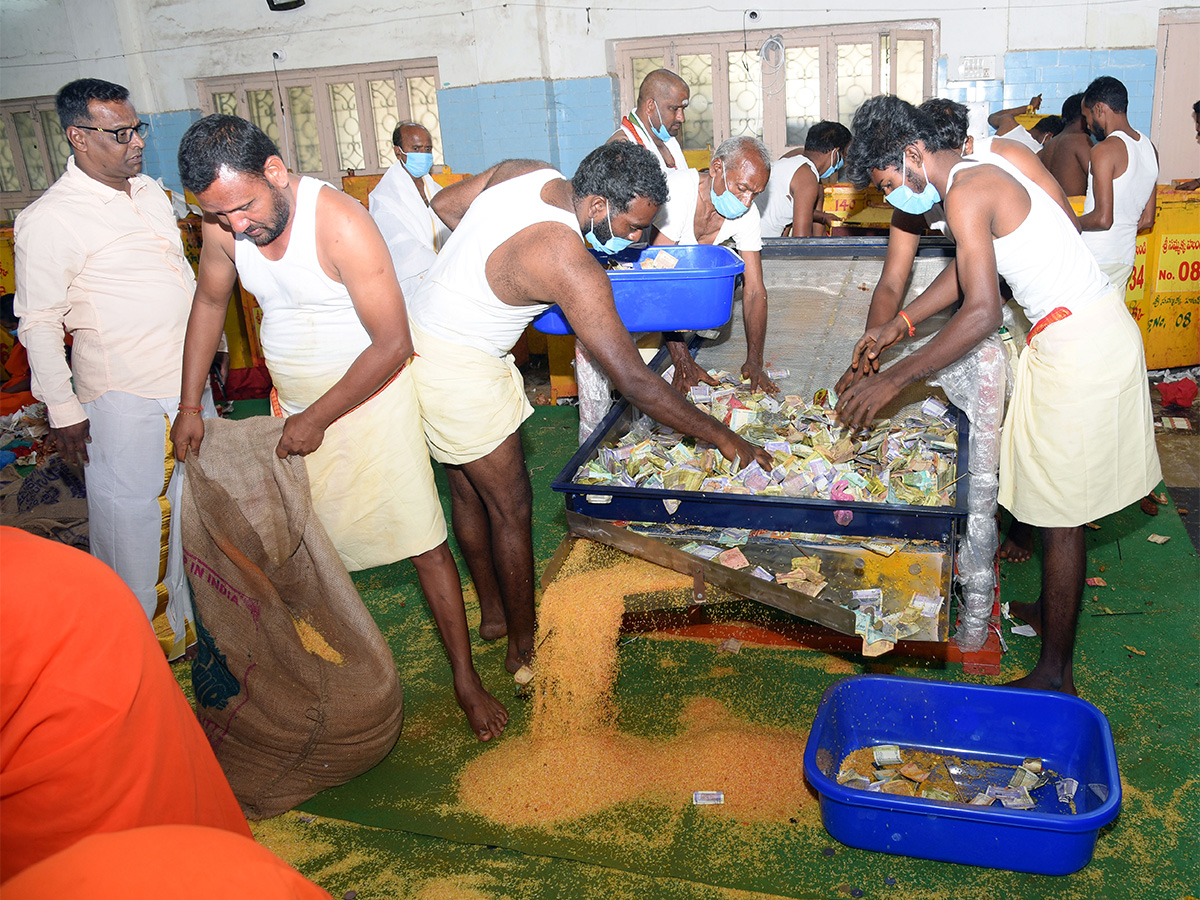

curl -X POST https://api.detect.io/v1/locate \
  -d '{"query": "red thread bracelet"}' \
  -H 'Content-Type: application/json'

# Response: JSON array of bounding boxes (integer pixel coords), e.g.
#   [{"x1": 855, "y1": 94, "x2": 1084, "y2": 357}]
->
[{"x1": 899, "y1": 311, "x2": 916, "y2": 337}]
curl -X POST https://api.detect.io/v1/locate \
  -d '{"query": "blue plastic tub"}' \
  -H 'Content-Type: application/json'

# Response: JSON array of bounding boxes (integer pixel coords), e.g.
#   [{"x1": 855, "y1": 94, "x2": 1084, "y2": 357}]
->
[
  {"x1": 803, "y1": 675, "x2": 1121, "y2": 875},
  {"x1": 531, "y1": 244, "x2": 744, "y2": 334}
]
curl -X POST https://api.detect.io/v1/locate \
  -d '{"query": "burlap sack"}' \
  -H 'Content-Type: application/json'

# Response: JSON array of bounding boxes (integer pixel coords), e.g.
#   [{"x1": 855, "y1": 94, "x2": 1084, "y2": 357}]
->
[
  {"x1": 180, "y1": 416, "x2": 402, "y2": 819},
  {"x1": 0, "y1": 458, "x2": 89, "y2": 550}
]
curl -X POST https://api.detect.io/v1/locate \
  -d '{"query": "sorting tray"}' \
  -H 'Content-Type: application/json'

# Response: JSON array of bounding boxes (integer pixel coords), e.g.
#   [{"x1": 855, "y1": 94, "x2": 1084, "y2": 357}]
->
[
  {"x1": 550, "y1": 388, "x2": 971, "y2": 544},
  {"x1": 803, "y1": 675, "x2": 1122, "y2": 875},
  {"x1": 532, "y1": 244, "x2": 744, "y2": 334}
]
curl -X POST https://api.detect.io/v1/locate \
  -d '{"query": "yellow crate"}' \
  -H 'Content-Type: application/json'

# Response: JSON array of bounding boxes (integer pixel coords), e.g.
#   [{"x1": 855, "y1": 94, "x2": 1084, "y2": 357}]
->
[
  {"x1": 1123, "y1": 187, "x2": 1200, "y2": 368},
  {"x1": 823, "y1": 184, "x2": 891, "y2": 227}
]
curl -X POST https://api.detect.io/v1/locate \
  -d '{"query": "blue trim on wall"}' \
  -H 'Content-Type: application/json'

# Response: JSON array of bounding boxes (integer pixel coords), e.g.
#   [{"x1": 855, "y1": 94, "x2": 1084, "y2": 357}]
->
[{"x1": 141, "y1": 109, "x2": 202, "y2": 195}]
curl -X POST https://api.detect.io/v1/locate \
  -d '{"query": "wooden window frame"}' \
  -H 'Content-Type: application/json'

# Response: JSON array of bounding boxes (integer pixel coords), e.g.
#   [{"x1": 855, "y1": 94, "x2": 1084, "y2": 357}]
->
[
  {"x1": 196, "y1": 58, "x2": 442, "y2": 184},
  {"x1": 614, "y1": 21, "x2": 938, "y2": 154}
]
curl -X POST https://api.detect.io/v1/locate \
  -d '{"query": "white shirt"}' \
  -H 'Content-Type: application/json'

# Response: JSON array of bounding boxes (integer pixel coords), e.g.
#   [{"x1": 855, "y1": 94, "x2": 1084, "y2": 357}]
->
[
  {"x1": 618, "y1": 111, "x2": 687, "y2": 175},
  {"x1": 755, "y1": 154, "x2": 820, "y2": 238},
  {"x1": 655, "y1": 168, "x2": 763, "y2": 252},
  {"x1": 995, "y1": 124, "x2": 1043, "y2": 154},
  {"x1": 408, "y1": 169, "x2": 580, "y2": 357},
  {"x1": 369, "y1": 165, "x2": 450, "y2": 300},
  {"x1": 1082, "y1": 130, "x2": 1159, "y2": 268},
  {"x1": 14, "y1": 157, "x2": 197, "y2": 427},
  {"x1": 946, "y1": 155, "x2": 1112, "y2": 323}
]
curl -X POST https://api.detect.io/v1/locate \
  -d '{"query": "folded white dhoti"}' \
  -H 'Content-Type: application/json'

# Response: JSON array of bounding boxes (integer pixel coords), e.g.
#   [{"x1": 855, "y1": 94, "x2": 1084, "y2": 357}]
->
[
  {"x1": 998, "y1": 289, "x2": 1160, "y2": 527},
  {"x1": 408, "y1": 324, "x2": 534, "y2": 466}
]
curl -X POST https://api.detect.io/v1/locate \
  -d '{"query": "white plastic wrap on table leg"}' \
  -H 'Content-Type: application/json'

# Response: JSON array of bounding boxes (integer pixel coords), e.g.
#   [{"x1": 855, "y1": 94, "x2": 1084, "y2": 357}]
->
[
  {"x1": 575, "y1": 341, "x2": 613, "y2": 446},
  {"x1": 930, "y1": 333, "x2": 1010, "y2": 652}
]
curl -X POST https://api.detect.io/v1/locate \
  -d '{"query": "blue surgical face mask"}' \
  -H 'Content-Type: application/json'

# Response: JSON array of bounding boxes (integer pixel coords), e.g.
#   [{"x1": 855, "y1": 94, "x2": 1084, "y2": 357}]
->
[
  {"x1": 710, "y1": 166, "x2": 750, "y2": 219},
  {"x1": 885, "y1": 154, "x2": 941, "y2": 216},
  {"x1": 648, "y1": 100, "x2": 672, "y2": 143},
  {"x1": 585, "y1": 204, "x2": 633, "y2": 255},
  {"x1": 820, "y1": 150, "x2": 842, "y2": 180},
  {"x1": 6, "y1": 327, "x2": 17, "y2": 338},
  {"x1": 400, "y1": 150, "x2": 433, "y2": 179}
]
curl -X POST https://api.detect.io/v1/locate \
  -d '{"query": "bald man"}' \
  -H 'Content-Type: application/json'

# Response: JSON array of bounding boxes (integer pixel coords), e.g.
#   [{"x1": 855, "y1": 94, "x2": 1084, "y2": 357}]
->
[
  {"x1": 370, "y1": 122, "x2": 451, "y2": 299},
  {"x1": 610, "y1": 69, "x2": 690, "y2": 185}
]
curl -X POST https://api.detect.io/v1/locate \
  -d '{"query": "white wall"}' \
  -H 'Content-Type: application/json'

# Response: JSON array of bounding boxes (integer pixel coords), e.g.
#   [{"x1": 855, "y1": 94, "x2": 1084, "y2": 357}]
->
[{"x1": 0, "y1": 0, "x2": 1165, "y2": 111}]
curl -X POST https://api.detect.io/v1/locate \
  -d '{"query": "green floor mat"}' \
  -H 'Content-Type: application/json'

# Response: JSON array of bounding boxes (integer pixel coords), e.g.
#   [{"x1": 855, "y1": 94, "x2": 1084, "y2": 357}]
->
[{"x1": 284, "y1": 408, "x2": 1199, "y2": 900}]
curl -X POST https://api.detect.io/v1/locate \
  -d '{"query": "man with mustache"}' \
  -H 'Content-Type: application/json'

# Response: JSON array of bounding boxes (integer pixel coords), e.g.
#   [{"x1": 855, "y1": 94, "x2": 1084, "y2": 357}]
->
[
  {"x1": 13, "y1": 78, "x2": 224, "y2": 659},
  {"x1": 173, "y1": 114, "x2": 509, "y2": 742}
]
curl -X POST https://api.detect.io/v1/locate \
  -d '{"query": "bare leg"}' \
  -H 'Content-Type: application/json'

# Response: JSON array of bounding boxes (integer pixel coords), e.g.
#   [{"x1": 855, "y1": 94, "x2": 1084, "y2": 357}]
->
[
  {"x1": 998, "y1": 519, "x2": 1035, "y2": 563},
  {"x1": 410, "y1": 542, "x2": 508, "y2": 740},
  {"x1": 1006, "y1": 526, "x2": 1083, "y2": 694},
  {"x1": 1008, "y1": 594, "x2": 1043, "y2": 635},
  {"x1": 445, "y1": 467, "x2": 507, "y2": 641},
  {"x1": 452, "y1": 432, "x2": 536, "y2": 674}
]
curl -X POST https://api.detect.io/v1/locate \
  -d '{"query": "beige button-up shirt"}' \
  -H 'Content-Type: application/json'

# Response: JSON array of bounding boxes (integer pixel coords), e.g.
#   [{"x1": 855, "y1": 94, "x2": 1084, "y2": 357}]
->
[{"x1": 14, "y1": 156, "x2": 196, "y2": 427}]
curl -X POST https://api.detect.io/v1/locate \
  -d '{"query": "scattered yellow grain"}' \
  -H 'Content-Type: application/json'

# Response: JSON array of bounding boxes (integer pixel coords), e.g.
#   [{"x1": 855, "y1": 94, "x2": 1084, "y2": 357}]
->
[
  {"x1": 292, "y1": 616, "x2": 344, "y2": 665},
  {"x1": 458, "y1": 541, "x2": 815, "y2": 827}
]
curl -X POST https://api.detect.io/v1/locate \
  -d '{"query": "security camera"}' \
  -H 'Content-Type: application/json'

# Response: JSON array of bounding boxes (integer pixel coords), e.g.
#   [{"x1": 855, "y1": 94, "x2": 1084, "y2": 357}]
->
[
  {"x1": 746, "y1": 9, "x2": 761, "y2": 21},
  {"x1": 271, "y1": 48, "x2": 287, "y2": 61}
]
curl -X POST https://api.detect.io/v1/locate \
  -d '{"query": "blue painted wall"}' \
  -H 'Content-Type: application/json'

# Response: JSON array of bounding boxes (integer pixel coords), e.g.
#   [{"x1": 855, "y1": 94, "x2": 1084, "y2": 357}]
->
[
  {"x1": 439, "y1": 75, "x2": 618, "y2": 176},
  {"x1": 1002, "y1": 48, "x2": 1156, "y2": 136},
  {"x1": 142, "y1": 109, "x2": 201, "y2": 195},
  {"x1": 938, "y1": 49, "x2": 1157, "y2": 137}
]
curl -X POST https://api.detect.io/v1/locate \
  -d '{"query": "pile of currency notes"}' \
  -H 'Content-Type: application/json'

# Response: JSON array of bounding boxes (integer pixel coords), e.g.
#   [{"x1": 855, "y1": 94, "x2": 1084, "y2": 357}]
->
[
  {"x1": 573, "y1": 375, "x2": 959, "y2": 508},
  {"x1": 852, "y1": 587, "x2": 944, "y2": 643},
  {"x1": 838, "y1": 749, "x2": 1081, "y2": 812}
]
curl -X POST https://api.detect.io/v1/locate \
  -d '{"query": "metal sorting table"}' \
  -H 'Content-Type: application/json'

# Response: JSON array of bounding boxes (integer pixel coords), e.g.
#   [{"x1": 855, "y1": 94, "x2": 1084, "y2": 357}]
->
[{"x1": 551, "y1": 238, "x2": 972, "y2": 644}]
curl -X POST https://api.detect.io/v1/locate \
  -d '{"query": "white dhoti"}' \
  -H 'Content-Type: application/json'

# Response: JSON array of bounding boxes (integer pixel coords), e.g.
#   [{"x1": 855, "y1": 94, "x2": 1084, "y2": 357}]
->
[
  {"x1": 270, "y1": 361, "x2": 447, "y2": 572},
  {"x1": 998, "y1": 290, "x2": 1161, "y2": 527},
  {"x1": 408, "y1": 324, "x2": 534, "y2": 466},
  {"x1": 83, "y1": 388, "x2": 217, "y2": 658}
]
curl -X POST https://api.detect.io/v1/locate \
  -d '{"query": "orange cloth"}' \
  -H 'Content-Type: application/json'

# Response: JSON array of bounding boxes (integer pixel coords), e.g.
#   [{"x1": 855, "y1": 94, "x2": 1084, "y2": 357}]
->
[
  {"x1": 3, "y1": 825, "x2": 331, "y2": 899},
  {"x1": 0, "y1": 527, "x2": 251, "y2": 883},
  {"x1": 0, "y1": 340, "x2": 36, "y2": 415}
]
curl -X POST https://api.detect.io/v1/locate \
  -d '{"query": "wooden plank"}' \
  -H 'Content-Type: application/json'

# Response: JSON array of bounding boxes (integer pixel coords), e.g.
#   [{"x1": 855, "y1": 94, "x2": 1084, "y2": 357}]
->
[{"x1": 566, "y1": 511, "x2": 856, "y2": 635}]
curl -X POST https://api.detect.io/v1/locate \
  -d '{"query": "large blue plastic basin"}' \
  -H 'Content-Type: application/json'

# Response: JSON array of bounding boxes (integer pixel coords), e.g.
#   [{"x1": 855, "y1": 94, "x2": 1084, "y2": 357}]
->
[
  {"x1": 531, "y1": 244, "x2": 744, "y2": 335},
  {"x1": 803, "y1": 675, "x2": 1121, "y2": 875}
]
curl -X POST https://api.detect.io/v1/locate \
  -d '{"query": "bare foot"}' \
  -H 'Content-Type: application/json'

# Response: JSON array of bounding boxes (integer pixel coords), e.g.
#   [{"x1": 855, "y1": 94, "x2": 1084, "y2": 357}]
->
[
  {"x1": 1140, "y1": 494, "x2": 1158, "y2": 516},
  {"x1": 478, "y1": 620, "x2": 507, "y2": 642},
  {"x1": 477, "y1": 589, "x2": 508, "y2": 642},
  {"x1": 455, "y1": 676, "x2": 509, "y2": 741},
  {"x1": 505, "y1": 641, "x2": 533, "y2": 675},
  {"x1": 1008, "y1": 599, "x2": 1042, "y2": 636},
  {"x1": 998, "y1": 520, "x2": 1034, "y2": 563},
  {"x1": 1005, "y1": 665, "x2": 1076, "y2": 695}
]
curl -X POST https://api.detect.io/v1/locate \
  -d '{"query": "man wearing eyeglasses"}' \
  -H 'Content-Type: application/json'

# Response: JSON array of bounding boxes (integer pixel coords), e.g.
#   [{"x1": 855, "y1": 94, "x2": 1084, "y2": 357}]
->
[{"x1": 13, "y1": 78, "x2": 224, "y2": 660}]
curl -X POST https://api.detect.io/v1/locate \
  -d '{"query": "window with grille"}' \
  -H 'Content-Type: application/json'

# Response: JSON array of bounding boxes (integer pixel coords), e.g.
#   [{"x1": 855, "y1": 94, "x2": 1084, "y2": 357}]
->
[
  {"x1": 614, "y1": 23, "x2": 936, "y2": 155},
  {"x1": 0, "y1": 96, "x2": 72, "y2": 219},
  {"x1": 197, "y1": 59, "x2": 444, "y2": 185}
]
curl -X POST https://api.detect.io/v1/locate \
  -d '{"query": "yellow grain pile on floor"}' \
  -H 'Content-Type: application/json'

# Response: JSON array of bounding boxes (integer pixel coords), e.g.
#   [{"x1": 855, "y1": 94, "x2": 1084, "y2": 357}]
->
[{"x1": 458, "y1": 543, "x2": 813, "y2": 827}]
